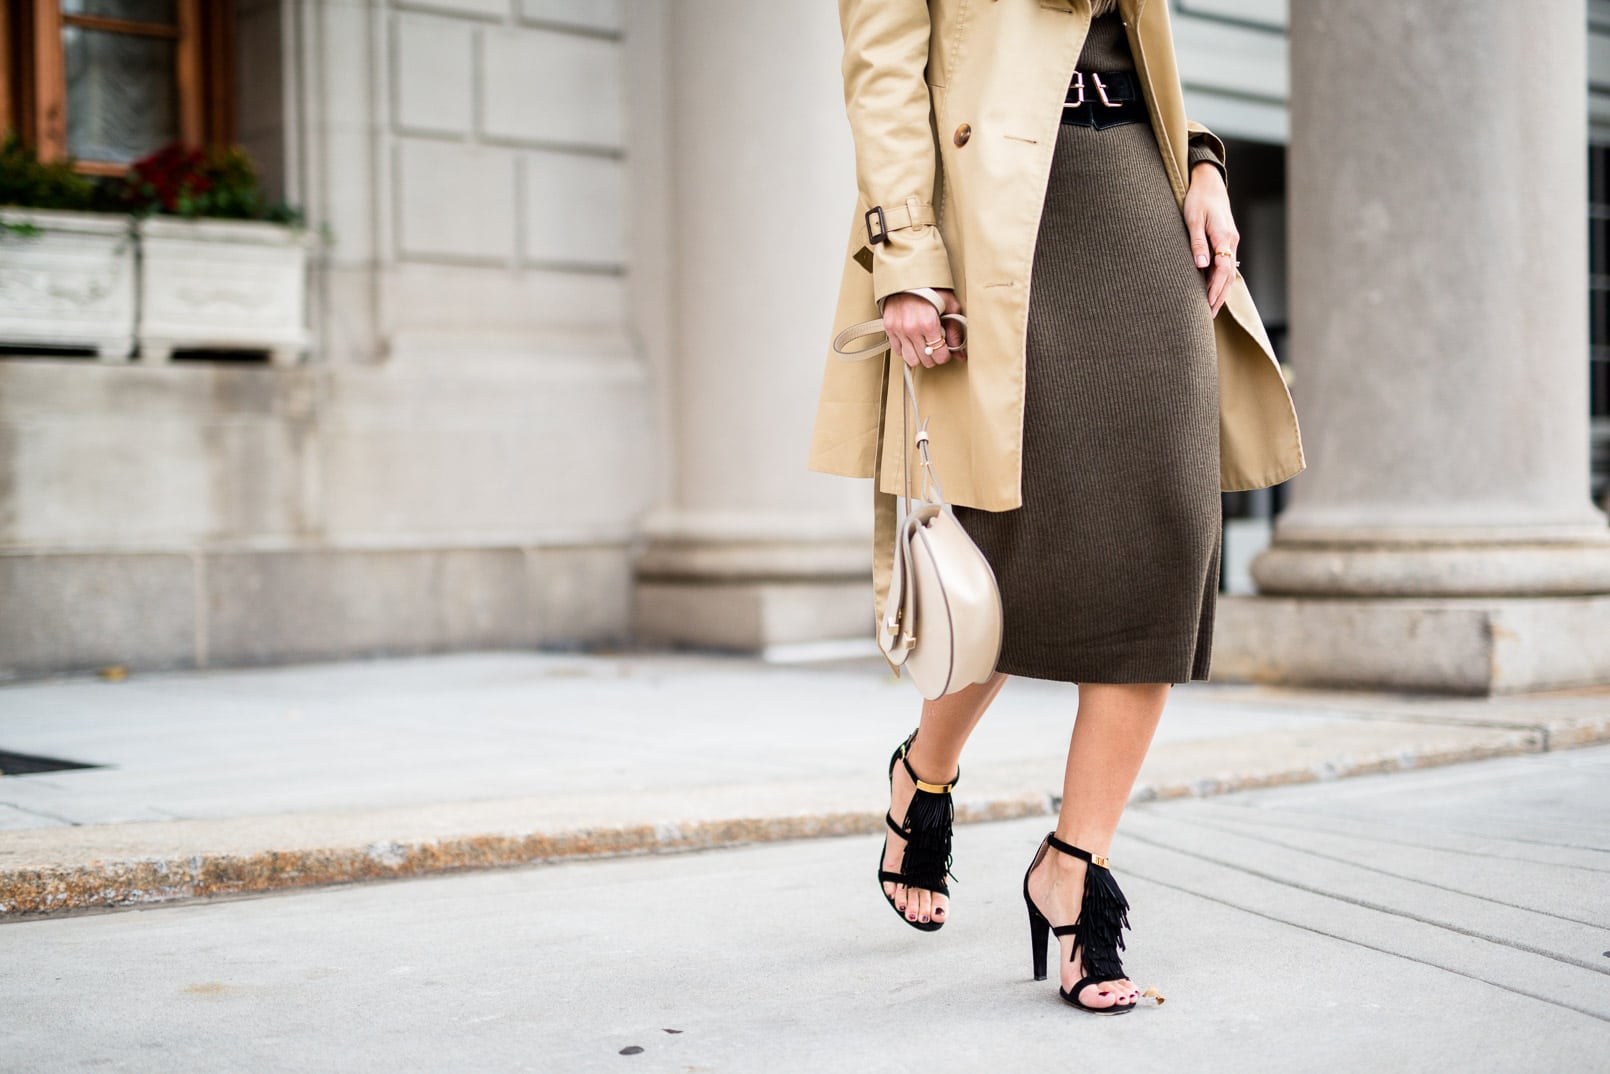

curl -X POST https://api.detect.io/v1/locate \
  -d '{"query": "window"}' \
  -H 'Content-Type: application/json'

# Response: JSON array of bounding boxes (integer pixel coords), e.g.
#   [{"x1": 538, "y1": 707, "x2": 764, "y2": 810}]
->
[{"x1": 1, "y1": 0, "x2": 231, "y2": 173}]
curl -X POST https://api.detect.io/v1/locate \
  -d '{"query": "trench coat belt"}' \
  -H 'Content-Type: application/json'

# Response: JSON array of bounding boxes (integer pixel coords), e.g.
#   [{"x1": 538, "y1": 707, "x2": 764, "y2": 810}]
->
[{"x1": 864, "y1": 198, "x2": 939, "y2": 246}]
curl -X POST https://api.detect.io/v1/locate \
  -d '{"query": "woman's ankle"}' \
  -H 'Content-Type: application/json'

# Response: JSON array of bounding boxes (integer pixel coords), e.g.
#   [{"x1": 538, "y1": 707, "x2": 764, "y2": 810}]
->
[
  {"x1": 904, "y1": 739, "x2": 960, "y2": 786},
  {"x1": 1051, "y1": 825, "x2": 1115, "y2": 861}
]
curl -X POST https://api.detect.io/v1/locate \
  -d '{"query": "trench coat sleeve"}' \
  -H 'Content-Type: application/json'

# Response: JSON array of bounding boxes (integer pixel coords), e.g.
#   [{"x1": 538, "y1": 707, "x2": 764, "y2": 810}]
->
[
  {"x1": 838, "y1": 0, "x2": 954, "y2": 302},
  {"x1": 1185, "y1": 119, "x2": 1228, "y2": 188}
]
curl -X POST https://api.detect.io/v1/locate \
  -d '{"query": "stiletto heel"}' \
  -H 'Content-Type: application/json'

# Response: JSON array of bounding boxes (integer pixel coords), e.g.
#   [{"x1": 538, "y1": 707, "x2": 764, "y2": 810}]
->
[
  {"x1": 1027, "y1": 903, "x2": 1050, "y2": 981},
  {"x1": 1021, "y1": 830, "x2": 1139, "y2": 1015},
  {"x1": 876, "y1": 728, "x2": 960, "y2": 932}
]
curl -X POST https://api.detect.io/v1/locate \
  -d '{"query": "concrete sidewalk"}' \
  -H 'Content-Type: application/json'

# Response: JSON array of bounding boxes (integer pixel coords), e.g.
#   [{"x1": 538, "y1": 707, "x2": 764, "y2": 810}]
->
[
  {"x1": 3, "y1": 747, "x2": 1608, "y2": 1072},
  {"x1": 1, "y1": 650, "x2": 1608, "y2": 915}
]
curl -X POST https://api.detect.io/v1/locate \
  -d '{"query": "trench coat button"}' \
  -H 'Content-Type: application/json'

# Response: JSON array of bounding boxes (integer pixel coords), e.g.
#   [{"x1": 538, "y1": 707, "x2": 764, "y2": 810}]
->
[{"x1": 954, "y1": 123, "x2": 972, "y2": 147}]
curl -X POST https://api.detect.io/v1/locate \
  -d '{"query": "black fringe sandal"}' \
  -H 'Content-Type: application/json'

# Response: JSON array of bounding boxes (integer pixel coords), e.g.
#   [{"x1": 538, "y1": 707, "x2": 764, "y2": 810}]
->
[
  {"x1": 876, "y1": 729, "x2": 959, "y2": 932},
  {"x1": 1022, "y1": 831, "x2": 1138, "y2": 1014}
]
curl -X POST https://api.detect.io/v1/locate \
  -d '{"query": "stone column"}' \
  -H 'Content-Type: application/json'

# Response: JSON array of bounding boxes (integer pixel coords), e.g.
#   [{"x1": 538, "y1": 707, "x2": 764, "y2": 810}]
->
[
  {"x1": 1214, "y1": 0, "x2": 1610, "y2": 693},
  {"x1": 629, "y1": 1, "x2": 875, "y2": 652}
]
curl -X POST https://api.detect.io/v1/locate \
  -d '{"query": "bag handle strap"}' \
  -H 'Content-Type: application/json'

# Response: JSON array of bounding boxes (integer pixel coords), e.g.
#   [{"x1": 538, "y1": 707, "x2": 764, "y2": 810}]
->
[
  {"x1": 830, "y1": 287, "x2": 968, "y2": 362},
  {"x1": 832, "y1": 289, "x2": 966, "y2": 662},
  {"x1": 831, "y1": 287, "x2": 966, "y2": 510}
]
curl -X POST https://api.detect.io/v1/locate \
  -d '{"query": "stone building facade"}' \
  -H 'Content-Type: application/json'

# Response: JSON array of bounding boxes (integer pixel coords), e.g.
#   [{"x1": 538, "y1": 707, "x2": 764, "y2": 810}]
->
[{"x1": 2, "y1": 0, "x2": 1607, "y2": 692}]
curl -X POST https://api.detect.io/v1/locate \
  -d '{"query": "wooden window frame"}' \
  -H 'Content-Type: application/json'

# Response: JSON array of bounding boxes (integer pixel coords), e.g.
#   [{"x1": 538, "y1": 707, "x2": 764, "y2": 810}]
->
[
  {"x1": 0, "y1": 0, "x2": 12, "y2": 133},
  {"x1": 5, "y1": 0, "x2": 233, "y2": 174}
]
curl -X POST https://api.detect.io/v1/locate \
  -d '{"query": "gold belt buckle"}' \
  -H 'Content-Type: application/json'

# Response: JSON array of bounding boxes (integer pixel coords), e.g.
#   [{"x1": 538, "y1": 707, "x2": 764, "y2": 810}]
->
[
  {"x1": 1064, "y1": 70, "x2": 1124, "y2": 113},
  {"x1": 1065, "y1": 70, "x2": 1085, "y2": 109},
  {"x1": 1090, "y1": 72, "x2": 1120, "y2": 108}
]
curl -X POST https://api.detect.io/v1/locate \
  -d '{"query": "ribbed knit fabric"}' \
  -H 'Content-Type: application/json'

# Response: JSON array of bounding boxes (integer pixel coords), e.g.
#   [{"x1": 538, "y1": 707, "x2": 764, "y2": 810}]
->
[{"x1": 951, "y1": 11, "x2": 1223, "y2": 684}]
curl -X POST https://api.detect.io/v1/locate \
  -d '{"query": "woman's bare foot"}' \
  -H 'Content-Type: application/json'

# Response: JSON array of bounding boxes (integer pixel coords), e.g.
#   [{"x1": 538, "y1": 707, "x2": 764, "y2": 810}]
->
[
  {"x1": 881, "y1": 749, "x2": 953, "y2": 926},
  {"x1": 1025, "y1": 845, "x2": 1138, "y2": 1008}
]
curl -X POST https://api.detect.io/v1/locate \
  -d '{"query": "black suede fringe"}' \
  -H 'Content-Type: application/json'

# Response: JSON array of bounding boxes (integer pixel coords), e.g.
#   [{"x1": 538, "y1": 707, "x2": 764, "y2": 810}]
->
[
  {"x1": 1073, "y1": 862, "x2": 1131, "y2": 980},
  {"x1": 899, "y1": 787, "x2": 954, "y2": 893}
]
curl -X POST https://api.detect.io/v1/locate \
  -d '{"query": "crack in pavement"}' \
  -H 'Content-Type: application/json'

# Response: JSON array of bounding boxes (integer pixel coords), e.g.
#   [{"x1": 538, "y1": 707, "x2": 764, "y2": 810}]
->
[{"x1": 1119, "y1": 829, "x2": 1610, "y2": 977}]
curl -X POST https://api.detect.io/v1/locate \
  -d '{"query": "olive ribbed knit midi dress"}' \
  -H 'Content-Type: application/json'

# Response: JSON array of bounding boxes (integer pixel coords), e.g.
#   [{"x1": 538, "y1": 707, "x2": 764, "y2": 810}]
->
[{"x1": 950, "y1": 10, "x2": 1225, "y2": 685}]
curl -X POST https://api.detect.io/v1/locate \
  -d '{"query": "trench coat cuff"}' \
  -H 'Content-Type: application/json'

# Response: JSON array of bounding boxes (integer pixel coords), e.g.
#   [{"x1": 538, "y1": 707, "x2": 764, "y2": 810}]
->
[
  {"x1": 870, "y1": 231, "x2": 955, "y2": 304},
  {"x1": 1186, "y1": 127, "x2": 1228, "y2": 189}
]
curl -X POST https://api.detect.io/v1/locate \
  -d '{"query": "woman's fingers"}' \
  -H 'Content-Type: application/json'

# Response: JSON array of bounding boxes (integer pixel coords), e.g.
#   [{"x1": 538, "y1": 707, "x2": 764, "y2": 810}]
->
[
  {"x1": 882, "y1": 293, "x2": 950, "y2": 367},
  {"x1": 881, "y1": 290, "x2": 970, "y2": 367},
  {"x1": 939, "y1": 290, "x2": 968, "y2": 359},
  {"x1": 1205, "y1": 215, "x2": 1240, "y2": 315},
  {"x1": 1186, "y1": 203, "x2": 1212, "y2": 270},
  {"x1": 883, "y1": 308, "x2": 920, "y2": 367},
  {"x1": 890, "y1": 326, "x2": 916, "y2": 367},
  {"x1": 901, "y1": 324, "x2": 938, "y2": 367},
  {"x1": 1184, "y1": 165, "x2": 1239, "y2": 316},
  {"x1": 915, "y1": 310, "x2": 948, "y2": 367},
  {"x1": 1206, "y1": 255, "x2": 1232, "y2": 315}
]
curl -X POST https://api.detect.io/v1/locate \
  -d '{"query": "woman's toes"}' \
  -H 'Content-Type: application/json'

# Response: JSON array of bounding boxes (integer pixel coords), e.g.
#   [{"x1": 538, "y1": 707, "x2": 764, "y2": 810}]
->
[
  {"x1": 1070, "y1": 970, "x2": 1128, "y2": 1008},
  {"x1": 894, "y1": 883, "x2": 908, "y2": 913},
  {"x1": 916, "y1": 890, "x2": 932, "y2": 923},
  {"x1": 931, "y1": 895, "x2": 947, "y2": 920}
]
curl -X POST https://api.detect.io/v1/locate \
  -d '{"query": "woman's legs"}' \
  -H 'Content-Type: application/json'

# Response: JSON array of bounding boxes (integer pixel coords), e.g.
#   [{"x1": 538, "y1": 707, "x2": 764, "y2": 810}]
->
[
  {"x1": 883, "y1": 670, "x2": 1011, "y2": 925},
  {"x1": 1025, "y1": 681, "x2": 1170, "y2": 1008}
]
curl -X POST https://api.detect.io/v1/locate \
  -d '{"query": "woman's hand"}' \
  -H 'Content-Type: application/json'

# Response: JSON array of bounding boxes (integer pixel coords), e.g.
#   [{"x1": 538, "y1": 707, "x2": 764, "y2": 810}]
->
[
  {"x1": 1183, "y1": 161, "x2": 1238, "y2": 317},
  {"x1": 882, "y1": 289, "x2": 966, "y2": 368}
]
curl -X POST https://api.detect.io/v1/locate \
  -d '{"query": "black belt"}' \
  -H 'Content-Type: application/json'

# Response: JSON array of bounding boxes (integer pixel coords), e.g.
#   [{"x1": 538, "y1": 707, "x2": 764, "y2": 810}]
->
[{"x1": 1061, "y1": 68, "x2": 1147, "y2": 128}]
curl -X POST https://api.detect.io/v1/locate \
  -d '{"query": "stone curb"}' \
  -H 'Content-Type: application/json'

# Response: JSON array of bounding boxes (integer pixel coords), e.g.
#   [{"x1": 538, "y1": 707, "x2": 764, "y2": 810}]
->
[
  {"x1": 0, "y1": 796, "x2": 1050, "y2": 919},
  {"x1": 1, "y1": 728, "x2": 1602, "y2": 919}
]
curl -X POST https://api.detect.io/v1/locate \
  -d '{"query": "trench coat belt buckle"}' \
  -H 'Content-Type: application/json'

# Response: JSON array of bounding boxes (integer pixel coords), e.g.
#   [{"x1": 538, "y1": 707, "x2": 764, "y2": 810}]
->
[{"x1": 865, "y1": 198, "x2": 938, "y2": 246}]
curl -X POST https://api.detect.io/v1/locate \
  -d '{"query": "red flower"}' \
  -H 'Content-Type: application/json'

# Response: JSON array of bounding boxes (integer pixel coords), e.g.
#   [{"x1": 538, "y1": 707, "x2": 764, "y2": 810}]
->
[{"x1": 128, "y1": 143, "x2": 213, "y2": 212}]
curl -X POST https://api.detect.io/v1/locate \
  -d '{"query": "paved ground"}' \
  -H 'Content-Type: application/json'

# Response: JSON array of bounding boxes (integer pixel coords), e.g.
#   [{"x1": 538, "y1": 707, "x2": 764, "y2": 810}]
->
[
  {"x1": 3, "y1": 745, "x2": 1607, "y2": 1073},
  {"x1": 1, "y1": 651, "x2": 1608, "y2": 912}
]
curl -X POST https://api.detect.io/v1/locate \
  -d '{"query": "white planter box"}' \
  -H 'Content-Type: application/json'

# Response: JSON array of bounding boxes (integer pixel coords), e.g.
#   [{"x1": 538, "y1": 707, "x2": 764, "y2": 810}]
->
[
  {"x1": 137, "y1": 217, "x2": 310, "y2": 365},
  {"x1": 0, "y1": 209, "x2": 136, "y2": 360}
]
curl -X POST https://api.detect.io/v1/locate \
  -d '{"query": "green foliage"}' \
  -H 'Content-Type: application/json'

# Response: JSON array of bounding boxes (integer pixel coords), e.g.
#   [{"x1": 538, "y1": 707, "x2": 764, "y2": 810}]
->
[
  {"x1": 0, "y1": 131, "x2": 115, "y2": 212},
  {"x1": 0, "y1": 134, "x2": 303, "y2": 227},
  {"x1": 122, "y1": 143, "x2": 304, "y2": 226}
]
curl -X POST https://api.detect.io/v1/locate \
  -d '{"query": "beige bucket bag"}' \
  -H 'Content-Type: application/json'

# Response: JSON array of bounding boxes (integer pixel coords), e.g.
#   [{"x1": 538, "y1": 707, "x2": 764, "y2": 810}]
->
[{"x1": 832, "y1": 288, "x2": 1004, "y2": 699}]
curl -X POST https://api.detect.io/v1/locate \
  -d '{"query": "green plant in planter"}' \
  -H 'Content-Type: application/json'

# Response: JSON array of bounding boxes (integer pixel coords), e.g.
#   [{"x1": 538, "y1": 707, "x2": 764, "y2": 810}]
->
[
  {"x1": 0, "y1": 131, "x2": 124, "y2": 235},
  {"x1": 0, "y1": 136, "x2": 309, "y2": 238},
  {"x1": 123, "y1": 143, "x2": 303, "y2": 226}
]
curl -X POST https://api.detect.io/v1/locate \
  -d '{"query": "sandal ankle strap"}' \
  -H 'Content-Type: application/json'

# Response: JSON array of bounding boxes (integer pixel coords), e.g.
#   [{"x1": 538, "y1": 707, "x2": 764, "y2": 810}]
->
[
  {"x1": 899, "y1": 731, "x2": 959, "y2": 794},
  {"x1": 1046, "y1": 832, "x2": 1110, "y2": 870}
]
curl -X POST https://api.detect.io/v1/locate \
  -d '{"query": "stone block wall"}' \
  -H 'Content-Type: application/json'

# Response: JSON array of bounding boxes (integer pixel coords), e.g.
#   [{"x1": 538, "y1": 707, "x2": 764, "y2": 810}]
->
[{"x1": 0, "y1": 0, "x2": 650, "y2": 679}]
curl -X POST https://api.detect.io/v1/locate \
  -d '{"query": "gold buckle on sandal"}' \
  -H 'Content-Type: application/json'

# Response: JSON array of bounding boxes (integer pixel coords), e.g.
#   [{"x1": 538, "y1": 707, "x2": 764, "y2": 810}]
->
[
  {"x1": 1091, "y1": 853, "x2": 1110, "y2": 868},
  {"x1": 898, "y1": 733, "x2": 957, "y2": 794}
]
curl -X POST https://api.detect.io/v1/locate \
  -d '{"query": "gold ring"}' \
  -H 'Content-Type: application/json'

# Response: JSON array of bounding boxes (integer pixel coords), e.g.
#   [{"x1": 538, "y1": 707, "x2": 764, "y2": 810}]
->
[
  {"x1": 924, "y1": 336, "x2": 945, "y2": 347},
  {"x1": 1214, "y1": 249, "x2": 1234, "y2": 258}
]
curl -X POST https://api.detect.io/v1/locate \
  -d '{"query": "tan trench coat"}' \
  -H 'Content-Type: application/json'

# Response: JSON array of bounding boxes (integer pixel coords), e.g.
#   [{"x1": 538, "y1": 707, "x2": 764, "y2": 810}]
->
[{"x1": 807, "y1": 0, "x2": 1305, "y2": 632}]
